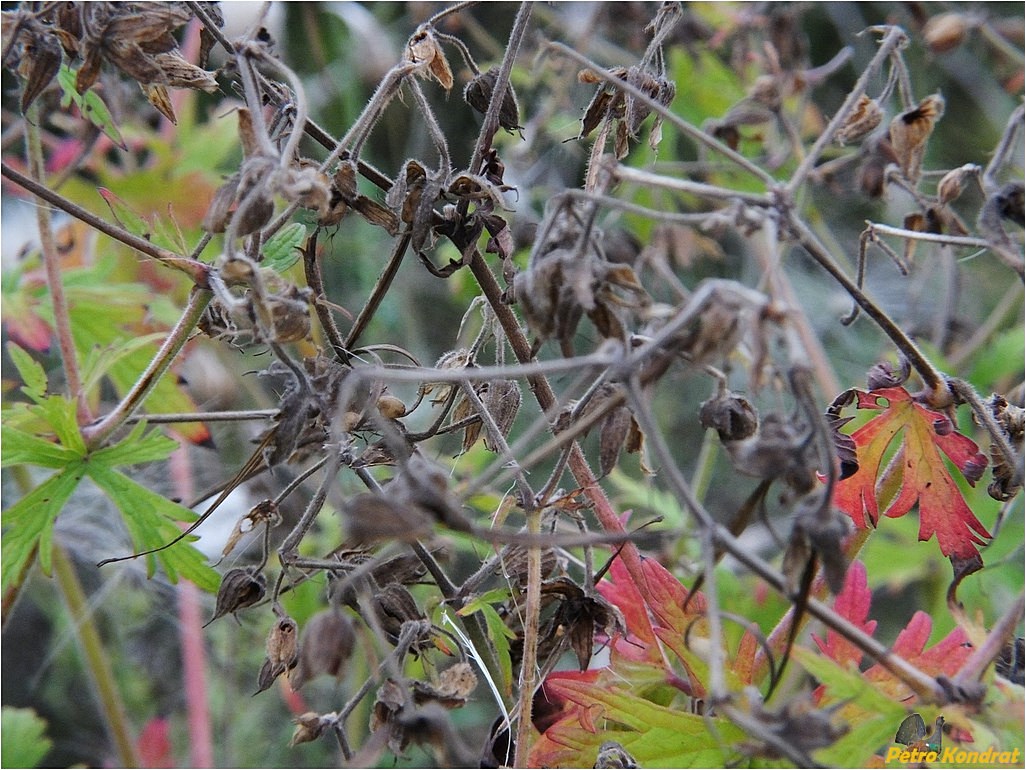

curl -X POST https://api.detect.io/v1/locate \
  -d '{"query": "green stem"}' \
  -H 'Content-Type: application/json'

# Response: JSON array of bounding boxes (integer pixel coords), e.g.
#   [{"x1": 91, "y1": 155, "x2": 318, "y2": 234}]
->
[
  {"x1": 52, "y1": 546, "x2": 140, "y2": 767},
  {"x1": 82, "y1": 287, "x2": 213, "y2": 449},
  {"x1": 25, "y1": 103, "x2": 86, "y2": 421}
]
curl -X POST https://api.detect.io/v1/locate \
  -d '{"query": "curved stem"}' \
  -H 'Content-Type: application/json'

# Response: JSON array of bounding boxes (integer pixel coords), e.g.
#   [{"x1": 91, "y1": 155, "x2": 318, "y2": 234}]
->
[{"x1": 82, "y1": 288, "x2": 213, "y2": 449}]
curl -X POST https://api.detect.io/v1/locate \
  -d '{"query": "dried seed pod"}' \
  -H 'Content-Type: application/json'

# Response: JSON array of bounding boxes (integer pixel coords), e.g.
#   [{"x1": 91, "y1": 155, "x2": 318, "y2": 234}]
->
[
  {"x1": 835, "y1": 94, "x2": 883, "y2": 146},
  {"x1": 699, "y1": 390, "x2": 759, "y2": 443},
  {"x1": 985, "y1": 395, "x2": 1024, "y2": 501},
  {"x1": 205, "y1": 568, "x2": 266, "y2": 626},
  {"x1": 463, "y1": 66, "x2": 522, "y2": 132},
  {"x1": 377, "y1": 394, "x2": 407, "y2": 420},
  {"x1": 341, "y1": 492, "x2": 433, "y2": 545},
  {"x1": 256, "y1": 615, "x2": 299, "y2": 693},
  {"x1": 291, "y1": 609, "x2": 356, "y2": 690},
  {"x1": 15, "y1": 26, "x2": 62, "y2": 112},
  {"x1": 924, "y1": 12, "x2": 970, "y2": 54},
  {"x1": 889, "y1": 93, "x2": 945, "y2": 183},
  {"x1": 936, "y1": 163, "x2": 980, "y2": 205},
  {"x1": 405, "y1": 27, "x2": 453, "y2": 90},
  {"x1": 289, "y1": 712, "x2": 331, "y2": 747}
]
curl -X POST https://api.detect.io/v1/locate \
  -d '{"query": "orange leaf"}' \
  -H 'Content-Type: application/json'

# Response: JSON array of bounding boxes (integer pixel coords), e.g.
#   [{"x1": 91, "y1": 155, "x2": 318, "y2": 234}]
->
[{"x1": 832, "y1": 387, "x2": 989, "y2": 561}]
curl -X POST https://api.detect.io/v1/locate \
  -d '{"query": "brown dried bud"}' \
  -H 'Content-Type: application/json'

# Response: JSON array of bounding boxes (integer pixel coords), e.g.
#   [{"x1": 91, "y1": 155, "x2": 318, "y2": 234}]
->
[
  {"x1": 291, "y1": 610, "x2": 356, "y2": 690},
  {"x1": 924, "y1": 13, "x2": 970, "y2": 54},
  {"x1": 341, "y1": 492, "x2": 433, "y2": 545},
  {"x1": 289, "y1": 712, "x2": 331, "y2": 747},
  {"x1": 463, "y1": 67, "x2": 522, "y2": 132},
  {"x1": 374, "y1": 583, "x2": 426, "y2": 644},
  {"x1": 205, "y1": 568, "x2": 266, "y2": 626},
  {"x1": 835, "y1": 94, "x2": 883, "y2": 146},
  {"x1": 377, "y1": 394, "x2": 407, "y2": 420},
  {"x1": 937, "y1": 163, "x2": 980, "y2": 205}
]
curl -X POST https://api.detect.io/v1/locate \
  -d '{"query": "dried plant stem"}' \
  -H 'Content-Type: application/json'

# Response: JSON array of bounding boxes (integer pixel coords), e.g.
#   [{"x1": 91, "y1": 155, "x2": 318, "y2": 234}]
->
[
  {"x1": 866, "y1": 221, "x2": 997, "y2": 250},
  {"x1": 52, "y1": 546, "x2": 141, "y2": 768},
  {"x1": 345, "y1": 233, "x2": 412, "y2": 351},
  {"x1": 469, "y1": 1, "x2": 533, "y2": 165},
  {"x1": 790, "y1": 217, "x2": 948, "y2": 405},
  {"x1": 82, "y1": 287, "x2": 213, "y2": 449},
  {"x1": 0, "y1": 162, "x2": 211, "y2": 287},
  {"x1": 546, "y1": 40, "x2": 776, "y2": 187},
  {"x1": 787, "y1": 25, "x2": 908, "y2": 194},
  {"x1": 513, "y1": 507, "x2": 542, "y2": 769},
  {"x1": 25, "y1": 102, "x2": 86, "y2": 420}
]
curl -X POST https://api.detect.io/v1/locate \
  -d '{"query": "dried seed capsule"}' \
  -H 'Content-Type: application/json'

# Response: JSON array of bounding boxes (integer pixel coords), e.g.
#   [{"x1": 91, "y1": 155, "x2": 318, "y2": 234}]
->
[
  {"x1": 205, "y1": 568, "x2": 266, "y2": 626},
  {"x1": 463, "y1": 67, "x2": 522, "y2": 132},
  {"x1": 291, "y1": 610, "x2": 356, "y2": 690},
  {"x1": 923, "y1": 12, "x2": 969, "y2": 54},
  {"x1": 256, "y1": 615, "x2": 299, "y2": 693}
]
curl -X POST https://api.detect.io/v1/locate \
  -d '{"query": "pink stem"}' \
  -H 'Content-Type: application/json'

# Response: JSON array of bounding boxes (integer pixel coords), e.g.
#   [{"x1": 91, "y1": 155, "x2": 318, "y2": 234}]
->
[{"x1": 170, "y1": 446, "x2": 214, "y2": 768}]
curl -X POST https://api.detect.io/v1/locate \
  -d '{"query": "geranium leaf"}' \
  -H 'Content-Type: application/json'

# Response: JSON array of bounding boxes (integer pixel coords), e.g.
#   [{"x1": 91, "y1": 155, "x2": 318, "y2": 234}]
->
[
  {"x1": 832, "y1": 386, "x2": 990, "y2": 561},
  {"x1": 811, "y1": 561, "x2": 877, "y2": 671},
  {"x1": 529, "y1": 669, "x2": 746, "y2": 768}
]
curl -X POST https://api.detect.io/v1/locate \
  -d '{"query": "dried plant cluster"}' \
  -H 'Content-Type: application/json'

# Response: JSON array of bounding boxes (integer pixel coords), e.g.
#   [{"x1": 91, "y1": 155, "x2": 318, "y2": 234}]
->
[{"x1": 2, "y1": 2, "x2": 1023, "y2": 768}]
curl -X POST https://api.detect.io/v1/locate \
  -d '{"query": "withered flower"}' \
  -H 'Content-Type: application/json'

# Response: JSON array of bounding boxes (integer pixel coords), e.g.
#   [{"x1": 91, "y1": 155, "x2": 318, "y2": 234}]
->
[
  {"x1": 513, "y1": 201, "x2": 649, "y2": 355},
  {"x1": 205, "y1": 567, "x2": 266, "y2": 626},
  {"x1": 291, "y1": 609, "x2": 356, "y2": 690},
  {"x1": 221, "y1": 499, "x2": 281, "y2": 560},
  {"x1": 889, "y1": 93, "x2": 945, "y2": 183},
  {"x1": 985, "y1": 395, "x2": 1024, "y2": 502},
  {"x1": 404, "y1": 26, "x2": 453, "y2": 91},
  {"x1": 411, "y1": 662, "x2": 478, "y2": 709},
  {"x1": 540, "y1": 576, "x2": 625, "y2": 671},
  {"x1": 255, "y1": 614, "x2": 299, "y2": 694},
  {"x1": 835, "y1": 94, "x2": 883, "y2": 146}
]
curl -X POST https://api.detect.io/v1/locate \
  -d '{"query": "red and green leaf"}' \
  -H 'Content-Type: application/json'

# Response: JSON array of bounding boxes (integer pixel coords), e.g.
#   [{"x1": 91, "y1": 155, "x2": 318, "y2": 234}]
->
[{"x1": 831, "y1": 386, "x2": 990, "y2": 561}]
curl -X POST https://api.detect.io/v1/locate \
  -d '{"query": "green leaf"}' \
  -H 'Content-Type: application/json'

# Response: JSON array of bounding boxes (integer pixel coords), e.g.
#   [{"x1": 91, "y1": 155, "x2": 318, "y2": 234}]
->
[
  {"x1": 56, "y1": 63, "x2": 126, "y2": 149},
  {"x1": 529, "y1": 672, "x2": 748, "y2": 768},
  {"x1": 262, "y1": 223, "x2": 307, "y2": 273},
  {"x1": 32, "y1": 396, "x2": 86, "y2": 455},
  {"x1": 1, "y1": 707, "x2": 53, "y2": 768},
  {"x1": 85, "y1": 464, "x2": 219, "y2": 591},
  {"x1": 6, "y1": 342, "x2": 48, "y2": 400},
  {"x1": 90, "y1": 421, "x2": 179, "y2": 467},
  {"x1": 77, "y1": 333, "x2": 168, "y2": 397},
  {"x1": 480, "y1": 603, "x2": 516, "y2": 697},
  {"x1": 791, "y1": 647, "x2": 904, "y2": 718},
  {"x1": 1, "y1": 465, "x2": 85, "y2": 588},
  {"x1": 0, "y1": 425, "x2": 80, "y2": 469}
]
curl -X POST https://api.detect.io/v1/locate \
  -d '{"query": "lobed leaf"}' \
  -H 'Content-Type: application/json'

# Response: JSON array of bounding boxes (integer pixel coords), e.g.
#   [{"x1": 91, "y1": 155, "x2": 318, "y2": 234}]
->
[
  {"x1": 1, "y1": 465, "x2": 84, "y2": 589},
  {"x1": 832, "y1": 386, "x2": 990, "y2": 562}
]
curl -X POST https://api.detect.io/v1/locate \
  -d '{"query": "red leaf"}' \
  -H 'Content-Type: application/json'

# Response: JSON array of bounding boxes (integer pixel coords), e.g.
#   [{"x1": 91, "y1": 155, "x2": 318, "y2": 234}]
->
[
  {"x1": 812, "y1": 560, "x2": 877, "y2": 670},
  {"x1": 832, "y1": 386, "x2": 990, "y2": 561},
  {"x1": 815, "y1": 559, "x2": 973, "y2": 704}
]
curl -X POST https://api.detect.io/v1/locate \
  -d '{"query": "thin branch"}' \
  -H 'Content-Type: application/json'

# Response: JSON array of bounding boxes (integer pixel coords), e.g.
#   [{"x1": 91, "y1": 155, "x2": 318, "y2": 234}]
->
[
  {"x1": 787, "y1": 25, "x2": 909, "y2": 194},
  {"x1": 26, "y1": 102, "x2": 86, "y2": 421},
  {"x1": 1, "y1": 162, "x2": 211, "y2": 288},
  {"x1": 546, "y1": 40, "x2": 777, "y2": 187}
]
